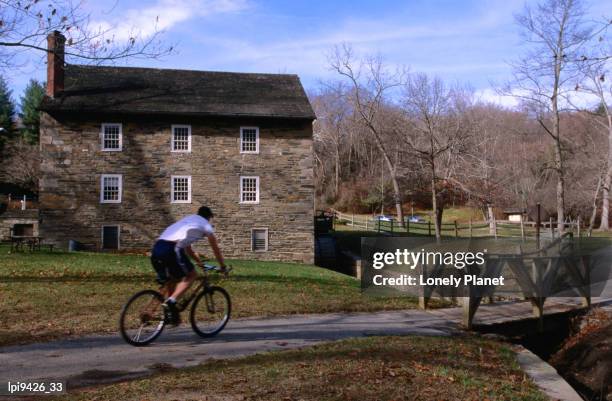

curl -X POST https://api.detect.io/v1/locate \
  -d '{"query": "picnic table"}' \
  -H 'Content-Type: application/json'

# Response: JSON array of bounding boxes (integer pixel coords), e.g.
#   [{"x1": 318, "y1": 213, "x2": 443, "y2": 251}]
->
[{"x1": 10, "y1": 236, "x2": 52, "y2": 252}]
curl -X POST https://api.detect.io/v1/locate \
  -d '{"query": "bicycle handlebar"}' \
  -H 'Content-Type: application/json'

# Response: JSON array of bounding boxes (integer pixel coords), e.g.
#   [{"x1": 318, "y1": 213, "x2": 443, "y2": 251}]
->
[{"x1": 201, "y1": 263, "x2": 232, "y2": 274}]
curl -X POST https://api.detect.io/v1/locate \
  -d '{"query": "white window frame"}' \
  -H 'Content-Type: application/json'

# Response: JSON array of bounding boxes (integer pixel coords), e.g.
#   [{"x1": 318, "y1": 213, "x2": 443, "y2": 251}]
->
[
  {"x1": 100, "y1": 174, "x2": 122, "y2": 204},
  {"x1": 100, "y1": 123, "x2": 123, "y2": 151},
  {"x1": 171, "y1": 175, "x2": 192, "y2": 203},
  {"x1": 171, "y1": 124, "x2": 192, "y2": 153},
  {"x1": 251, "y1": 227, "x2": 269, "y2": 252},
  {"x1": 240, "y1": 176, "x2": 260, "y2": 204},
  {"x1": 240, "y1": 126, "x2": 259, "y2": 154},
  {"x1": 101, "y1": 225, "x2": 121, "y2": 250}
]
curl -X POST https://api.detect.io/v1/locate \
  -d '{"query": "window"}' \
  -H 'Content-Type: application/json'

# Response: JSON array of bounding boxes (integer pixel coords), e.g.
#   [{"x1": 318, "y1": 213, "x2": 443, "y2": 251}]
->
[
  {"x1": 102, "y1": 225, "x2": 120, "y2": 250},
  {"x1": 101, "y1": 123, "x2": 122, "y2": 151},
  {"x1": 171, "y1": 175, "x2": 191, "y2": 203},
  {"x1": 172, "y1": 125, "x2": 191, "y2": 152},
  {"x1": 251, "y1": 228, "x2": 268, "y2": 252},
  {"x1": 240, "y1": 127, "x2": 259, "y2": 153},
  {"x1": 100, "y1": 174, "x2": 122, "y2": 203},
  {"x1": 240, "y1": 176, "x2": 259, "y2": 204}
]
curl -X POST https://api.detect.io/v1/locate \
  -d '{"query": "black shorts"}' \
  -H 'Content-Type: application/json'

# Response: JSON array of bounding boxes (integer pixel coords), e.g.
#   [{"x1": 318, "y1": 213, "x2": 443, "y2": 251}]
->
[{"x1": 150, "y1": 240, "x2": 195, "y2": 285}]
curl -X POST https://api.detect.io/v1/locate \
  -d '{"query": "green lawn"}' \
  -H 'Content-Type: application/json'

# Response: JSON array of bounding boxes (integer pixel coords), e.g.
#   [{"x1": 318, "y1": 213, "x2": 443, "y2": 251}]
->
[
  {"x1": 0, "y1": 246, "x2": 419, "y2": 346},
  {"x1": 58, "y1": 336, "x2": 546, "y2": 401}
]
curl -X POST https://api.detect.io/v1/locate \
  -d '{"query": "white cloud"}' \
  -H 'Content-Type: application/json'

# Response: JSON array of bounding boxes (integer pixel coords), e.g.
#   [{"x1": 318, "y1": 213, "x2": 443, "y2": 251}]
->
[
  {"x1": 474, "y1": 88, "x2": 521, "y2": 109},
  {"x1": 474, "y1": 87, "x2": 605, "y2": 111},
  {"x1": 92, "y1": 0, "x2": 249, "y2": 42}
]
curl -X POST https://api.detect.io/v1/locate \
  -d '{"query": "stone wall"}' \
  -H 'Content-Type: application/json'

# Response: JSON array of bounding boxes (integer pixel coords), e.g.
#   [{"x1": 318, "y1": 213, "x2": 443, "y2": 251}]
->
[{"x1": 39, "y1": 113, "x2": 314, "y2": 263}]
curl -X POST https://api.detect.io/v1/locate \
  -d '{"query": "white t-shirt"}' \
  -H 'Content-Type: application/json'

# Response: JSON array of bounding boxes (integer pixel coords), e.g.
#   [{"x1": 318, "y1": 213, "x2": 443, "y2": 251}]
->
[{"x1": 158, "y1": 215, "x2": 214, "y2": 249}]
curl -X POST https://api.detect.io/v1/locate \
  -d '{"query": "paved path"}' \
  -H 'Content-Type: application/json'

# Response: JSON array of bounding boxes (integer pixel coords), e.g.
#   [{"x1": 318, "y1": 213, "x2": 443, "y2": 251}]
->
[{"x1": 1, "y1": 298, "x2": 609, "y2": 389}]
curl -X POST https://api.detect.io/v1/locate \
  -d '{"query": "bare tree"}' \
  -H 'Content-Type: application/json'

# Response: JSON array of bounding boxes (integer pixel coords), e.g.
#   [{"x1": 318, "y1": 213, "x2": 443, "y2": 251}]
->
[
  {"x1": 3, "y1": 138, "x2": 39, "y2": 191},
  {"x1": 329, "y1": 44, "x2": 406, "y2": 225},
  {"x1": 570, "y1": 36, "x2": 612, "y2": 228},
  {"x1": 579, "y1": 70, "x2": 611, "y2": 229},
  {"x1": 0, "y1": 0, "x2": 172, "y2": 70},
  {"x1": 400, "y1": 74, "x2": 473, "y2": 238},
  {"x1": 312, "y1": 82, "x2": 351, "y2": 198},
  {"x1": 509, "y1": 0, "x2": 597, "y2": 233}
]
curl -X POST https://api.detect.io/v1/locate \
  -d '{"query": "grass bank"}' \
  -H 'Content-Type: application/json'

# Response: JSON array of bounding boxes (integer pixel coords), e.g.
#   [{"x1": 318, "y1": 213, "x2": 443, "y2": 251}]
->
[
  {"x1": 0, "y1": 247, "x2": 418, "y2": 346},
  {"x1": 59, "y1": 336, "x2": 546, "y2": 401}
]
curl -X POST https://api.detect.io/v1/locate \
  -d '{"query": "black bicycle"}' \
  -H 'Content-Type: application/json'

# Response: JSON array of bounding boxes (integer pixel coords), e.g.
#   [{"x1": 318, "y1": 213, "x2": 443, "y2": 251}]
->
[{"x1": 119, "y1": 264, "x2": 231, "y2": 346}]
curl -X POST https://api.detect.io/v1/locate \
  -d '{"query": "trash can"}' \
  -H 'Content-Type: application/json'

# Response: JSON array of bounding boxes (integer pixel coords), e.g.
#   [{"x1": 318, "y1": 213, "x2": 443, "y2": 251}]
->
[{"x1": 68, "y1": 240, "x2": 82, "y2": 252}]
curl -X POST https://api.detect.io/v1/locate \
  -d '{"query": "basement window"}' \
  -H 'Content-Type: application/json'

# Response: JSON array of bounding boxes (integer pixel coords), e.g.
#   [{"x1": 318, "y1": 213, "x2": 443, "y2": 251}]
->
[
  {"x1": 240, "y1": 127, "x2": 259, "y2": 153},
  {"x1": 172, "y1": 125, "x2": 192, "y2": 152},
  {"x1": 240, "y1": 176, "x2": 259, "y2": 204},
  {"x1": 171, "y1": 175, "x2": 191, "y2": 203},
  {"x1": 251, "y1": 228, "x2": 268, "y2": 252},
  {"x1": 102, "y1": 225, "x2": 120, "y2": 250},
  {"x1": 100, "y1": 174, "x2": 122, "y2": 203},
  {"x1": 101, "y1": 123, "x2": 122, "y2": 151}
]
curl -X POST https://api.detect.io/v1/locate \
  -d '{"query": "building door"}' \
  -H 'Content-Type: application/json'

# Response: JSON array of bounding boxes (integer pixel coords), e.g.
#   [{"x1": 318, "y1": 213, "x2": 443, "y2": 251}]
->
[{"x1": 102, "y1": 226, "x2": 120, "y2": 250}]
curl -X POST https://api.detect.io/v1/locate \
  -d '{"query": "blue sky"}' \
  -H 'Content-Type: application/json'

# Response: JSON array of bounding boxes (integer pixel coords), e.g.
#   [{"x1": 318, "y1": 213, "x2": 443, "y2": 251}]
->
[{"x1": 6, "y1": 0, "x2": 612, "y2": 108}]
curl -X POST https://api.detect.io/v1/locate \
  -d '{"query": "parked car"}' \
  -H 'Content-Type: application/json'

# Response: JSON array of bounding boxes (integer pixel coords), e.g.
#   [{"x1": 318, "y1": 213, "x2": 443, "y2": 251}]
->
[
  {"x1": 375, "y1": 215, "x2": 393, "y2": 222},
  {"x1": 408, "y1": 215, "x2": 426, "y2": 223}
]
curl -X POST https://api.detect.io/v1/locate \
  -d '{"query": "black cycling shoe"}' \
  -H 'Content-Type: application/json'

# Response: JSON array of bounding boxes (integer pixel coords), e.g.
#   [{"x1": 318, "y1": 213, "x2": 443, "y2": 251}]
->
[{"x1": 162, "y1": 300, "x2": 181, "y2": 326}]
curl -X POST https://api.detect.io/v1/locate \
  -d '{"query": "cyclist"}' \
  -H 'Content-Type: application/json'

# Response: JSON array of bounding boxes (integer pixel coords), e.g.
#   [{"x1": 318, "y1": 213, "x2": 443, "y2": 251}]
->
[{"x1": 151, "y1": 206, "x2": 228, "y2": 324}]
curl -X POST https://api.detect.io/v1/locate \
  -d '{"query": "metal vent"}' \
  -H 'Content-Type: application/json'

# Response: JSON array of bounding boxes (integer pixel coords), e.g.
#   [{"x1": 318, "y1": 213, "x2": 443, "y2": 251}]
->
[{"x1": 252, "y1": 229, "x2": 268, "y2": 251}]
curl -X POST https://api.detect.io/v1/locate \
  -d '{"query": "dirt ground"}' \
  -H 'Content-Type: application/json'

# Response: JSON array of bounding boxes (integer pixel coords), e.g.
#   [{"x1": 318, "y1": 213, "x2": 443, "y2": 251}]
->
[{"x1": 550, "y1": 308, "x2": 611, "y2": 401}]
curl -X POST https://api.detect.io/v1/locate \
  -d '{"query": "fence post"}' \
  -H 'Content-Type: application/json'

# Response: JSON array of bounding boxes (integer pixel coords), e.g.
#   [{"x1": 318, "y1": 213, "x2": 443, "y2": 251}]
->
[
  {"x1": 454, "y1": 220, "x2": 458, "y2": 237},
  {"x1": 549, "y1": 217, "x2": 554, "y2": 239},
  {"x1": 406, "y1": 219, "x2": 410, "y2": 234},
  {"x1": 536, "y1": 203, "x2": 541, "y2": 246},
  {"x1": 390, "y1": 219, "x2": 394, "y2": 233},
  {"x1": 351, "y1": 213, "x2": 354, "y2": 227},
  {"x1": 428, "y1": 221, "x2": 432, "y2": 236},
  {"x1": 365, "y1": 218, "x2": 368, "y2": 231},
  {"x1": 378, "y1": 219, "x2": 381, "y2": 233},
  {"x1": 469, "y1": 218, "x2": 473, "y2": 238},
  {"x1": 577, "y1": 216, "x2": 581, "y2": 238},
  {"x1": 494, "y1": 219, "x2": 497, "y2": 239},
  {"x1": 520, "y1": 217, "x2": 525, "y2": 240}
]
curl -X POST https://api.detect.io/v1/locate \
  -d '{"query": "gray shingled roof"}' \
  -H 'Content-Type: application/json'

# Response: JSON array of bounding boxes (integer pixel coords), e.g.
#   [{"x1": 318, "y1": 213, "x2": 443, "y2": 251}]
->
[{"x1": 40, "y1": 65, "x2": 315, "y2": 120}]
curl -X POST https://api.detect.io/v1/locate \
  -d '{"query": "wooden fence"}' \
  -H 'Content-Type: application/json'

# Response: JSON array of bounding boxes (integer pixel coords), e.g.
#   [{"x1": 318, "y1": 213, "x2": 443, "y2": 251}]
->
[{"x1": 330, "y1": 209, "x2": 581, "y2": 239}]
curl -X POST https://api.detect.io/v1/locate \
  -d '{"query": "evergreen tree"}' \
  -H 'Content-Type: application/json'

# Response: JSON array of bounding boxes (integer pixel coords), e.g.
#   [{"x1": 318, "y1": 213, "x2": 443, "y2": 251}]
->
[
  {"x1": 19, "y1": 80, "x2": 45, "y2": 144},
  {"x1": 0, "y1": 75, "x2": 15, "y2": 153}
]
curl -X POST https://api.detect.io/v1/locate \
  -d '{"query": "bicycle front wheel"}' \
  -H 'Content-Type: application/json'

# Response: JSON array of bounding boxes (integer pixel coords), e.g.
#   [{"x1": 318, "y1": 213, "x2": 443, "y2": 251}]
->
[
  {"x1": 119, "y1": 289, "x2": 166, "y2": 346},
  {"x1": 190, "y1": 286, "x2": 231, "y2": 337}
]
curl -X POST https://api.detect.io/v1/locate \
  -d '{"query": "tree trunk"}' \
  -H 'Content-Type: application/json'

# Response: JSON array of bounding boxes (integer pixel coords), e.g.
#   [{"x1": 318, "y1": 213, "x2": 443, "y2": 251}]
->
[
  {"x1": 589, "y1": 176, "x2": 602, "y2": 236},
  {"x1": 553, "y1": 136, "x2": 565, "y2": 234},
  {"x1": 488, "y1": 204, "x2": 495, "y2": 235},
  {"x1": 391, "y1": 174, "x2": 404, "y2": 226},
  {"x1": 599, "y1": 169, "x2": 610, "y2": 230},
  {"x1": 432, "y1": 177, "x2": 441, "y2": 239},
  {"x1": 436, "y1": 205, "x2": 444, "y2": 239},
  {"x1": 598, "y1": 120, "x2": 612, "y2": 230},
  {"x1": 334, "y1": 145, "x2": 340, "y2": 198}
]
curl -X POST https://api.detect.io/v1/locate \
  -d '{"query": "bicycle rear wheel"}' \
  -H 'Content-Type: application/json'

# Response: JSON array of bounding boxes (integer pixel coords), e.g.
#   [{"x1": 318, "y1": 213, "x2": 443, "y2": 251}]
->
[
  {"x1": 190, "y1": 286, "x2": 231, "y2": 337},
  {"x1": 119, "y1": 289, "x2": 166, "y2": 346}
]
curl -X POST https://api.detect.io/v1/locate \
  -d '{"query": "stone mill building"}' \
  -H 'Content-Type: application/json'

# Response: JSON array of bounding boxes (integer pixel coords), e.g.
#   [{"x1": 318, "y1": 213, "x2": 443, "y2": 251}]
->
[{"x1": 38, "y1": 31, "x2": 315, "y2": 263}]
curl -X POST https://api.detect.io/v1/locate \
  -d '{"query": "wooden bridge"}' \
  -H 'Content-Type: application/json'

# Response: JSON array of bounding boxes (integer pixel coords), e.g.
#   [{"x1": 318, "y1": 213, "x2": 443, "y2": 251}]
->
[{"x1": 416, "y1": 233, "x2": 607, "y2": 330}]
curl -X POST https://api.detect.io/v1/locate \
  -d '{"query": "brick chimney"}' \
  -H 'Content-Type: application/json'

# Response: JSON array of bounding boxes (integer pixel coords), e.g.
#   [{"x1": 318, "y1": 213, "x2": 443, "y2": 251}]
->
[{"x1": 46, "y1": 30, "x2": 66, "y2": 98}]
